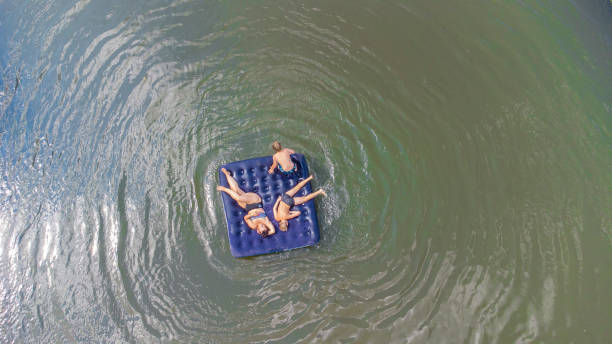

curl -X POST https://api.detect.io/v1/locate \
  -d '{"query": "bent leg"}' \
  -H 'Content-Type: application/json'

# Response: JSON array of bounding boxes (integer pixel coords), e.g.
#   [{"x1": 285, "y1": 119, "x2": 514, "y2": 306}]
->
[
  {"x1": 217, "y1": 186, "x2": 248, "y2": 208},
  {"x1": 286, "y1": 175, "x2": 313, "y2": 197},
  {"x1": 293, "y1": 189, "x2": 325, "y2": 205},
  {"x1": 221, "y1": 168, "x2": 244, "y2": 195}
]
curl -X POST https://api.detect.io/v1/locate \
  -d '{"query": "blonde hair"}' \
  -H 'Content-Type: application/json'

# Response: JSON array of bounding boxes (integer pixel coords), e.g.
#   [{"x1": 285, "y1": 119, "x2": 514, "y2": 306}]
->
[
  {"x1": 279, "y1": 220, "x2": 288, "y2": 231},
  {"x1": 272, "y1": 141, "x2": 282, "y2": 152}
]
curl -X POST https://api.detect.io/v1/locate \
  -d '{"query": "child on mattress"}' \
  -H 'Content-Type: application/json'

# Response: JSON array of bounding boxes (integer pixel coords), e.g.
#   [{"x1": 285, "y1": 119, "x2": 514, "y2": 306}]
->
[
  {"x1": 268, "y1": 141, "x2": 297, "y2": 175},
  {"x1": 273, "y1": 174, "x2": 325, "y2": 231}
]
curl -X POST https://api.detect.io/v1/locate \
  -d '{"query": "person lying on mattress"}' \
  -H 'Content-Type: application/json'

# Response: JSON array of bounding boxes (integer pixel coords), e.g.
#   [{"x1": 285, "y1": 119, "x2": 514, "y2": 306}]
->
[
  {"x1": 273, "y1": 175, "x2": 325, "y2": 231},
  {"x1": 217, "y1": 168, "x2": 276, "y2": 237},
  {"x1": 268, "y1": 141, "x2": 297, "y2": 175}
]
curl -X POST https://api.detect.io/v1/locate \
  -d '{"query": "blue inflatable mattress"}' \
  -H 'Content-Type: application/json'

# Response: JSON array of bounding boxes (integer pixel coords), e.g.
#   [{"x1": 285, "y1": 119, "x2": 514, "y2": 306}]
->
[{"x1": 218, "y1": 154, "x2": 320, "y2": 257}]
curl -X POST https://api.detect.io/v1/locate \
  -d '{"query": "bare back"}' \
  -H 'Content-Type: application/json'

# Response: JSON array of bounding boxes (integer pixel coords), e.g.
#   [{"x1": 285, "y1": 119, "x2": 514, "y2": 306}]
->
[{"x1": 273, "y1": 148, "x2": 295, "y2": 171}]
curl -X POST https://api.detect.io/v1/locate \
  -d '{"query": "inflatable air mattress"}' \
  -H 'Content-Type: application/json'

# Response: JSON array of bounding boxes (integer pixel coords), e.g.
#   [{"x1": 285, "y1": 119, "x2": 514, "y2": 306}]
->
[{"x1": 218, "y1": 154, "x2": 320, "y2": 257}]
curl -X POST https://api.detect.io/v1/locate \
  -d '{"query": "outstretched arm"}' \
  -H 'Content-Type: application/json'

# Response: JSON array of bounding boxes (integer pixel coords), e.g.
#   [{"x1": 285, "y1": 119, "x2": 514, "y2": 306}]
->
[
  {"x1": 268, "y1": 157, "x2": 278, "y2": 174},
  {"x1": 273, "y1": 196, "x2": 281, "y2": 221},
  {"x1": 286, "y1": 210, "x2": 301, "y2": 220}
]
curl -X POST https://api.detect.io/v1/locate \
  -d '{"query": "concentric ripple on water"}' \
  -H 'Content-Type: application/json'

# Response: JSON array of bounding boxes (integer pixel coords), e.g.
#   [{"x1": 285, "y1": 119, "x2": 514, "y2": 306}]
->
[{"x1": 1, "y1": 0, "x2": 611, "y2": 343}]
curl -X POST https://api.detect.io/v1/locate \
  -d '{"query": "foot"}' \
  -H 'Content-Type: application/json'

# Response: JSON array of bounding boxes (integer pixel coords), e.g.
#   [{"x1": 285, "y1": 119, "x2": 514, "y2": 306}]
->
[{"x1": 319, "y1": 189, "x2": 326, "y2": 197}]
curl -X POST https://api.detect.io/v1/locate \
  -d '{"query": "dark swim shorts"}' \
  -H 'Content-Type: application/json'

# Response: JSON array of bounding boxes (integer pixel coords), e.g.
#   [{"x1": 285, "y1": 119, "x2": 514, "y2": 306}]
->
[{"x1": 281, "y1": 193, "x2": 295, "y2": 207}]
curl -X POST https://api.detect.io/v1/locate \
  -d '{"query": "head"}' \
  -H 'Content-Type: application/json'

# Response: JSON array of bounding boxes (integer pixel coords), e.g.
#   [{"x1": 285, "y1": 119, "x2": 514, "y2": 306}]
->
[
  {"x1": 279, "y1": 220, "x2": 288, "y2": 231},
  {"x1": 272, "y1": 141, "x2": 282, "y2": 152},
  {"x1": 257, "y1": 223, "x2": 268, "y2": 237}
]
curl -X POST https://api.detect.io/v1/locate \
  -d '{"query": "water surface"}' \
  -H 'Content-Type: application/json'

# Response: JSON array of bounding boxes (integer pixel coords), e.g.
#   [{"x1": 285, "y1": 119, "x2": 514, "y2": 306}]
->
[{"x1": 1, "y1": 0, "x2": 611, "y2": 343}]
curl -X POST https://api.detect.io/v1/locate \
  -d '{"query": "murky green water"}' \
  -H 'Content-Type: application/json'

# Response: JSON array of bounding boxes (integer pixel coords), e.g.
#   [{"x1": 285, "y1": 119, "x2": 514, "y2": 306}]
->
[{"x1": 1, "y1": 0, "x2": 611, "y2": 342}]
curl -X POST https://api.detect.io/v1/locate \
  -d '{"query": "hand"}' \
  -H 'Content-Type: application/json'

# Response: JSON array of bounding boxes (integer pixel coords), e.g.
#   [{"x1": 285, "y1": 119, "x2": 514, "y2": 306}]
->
[{"x1": 268, "y1": 167, "x2": 274, "y2": 174}]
